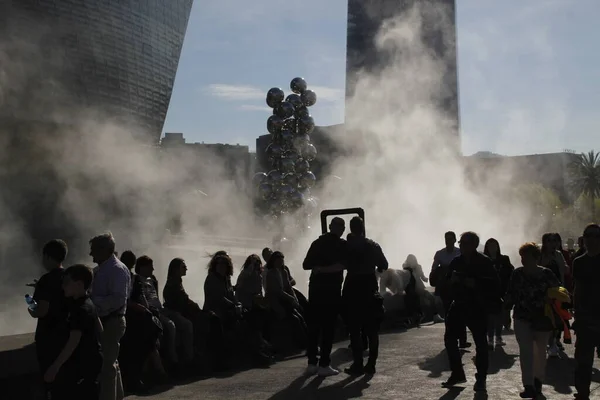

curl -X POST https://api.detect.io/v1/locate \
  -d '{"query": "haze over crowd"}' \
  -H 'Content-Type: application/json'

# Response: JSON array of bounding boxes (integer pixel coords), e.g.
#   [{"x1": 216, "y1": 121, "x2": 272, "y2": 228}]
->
[{"x1": 0, "y1": 1, "x2": 590, "y2": 336}]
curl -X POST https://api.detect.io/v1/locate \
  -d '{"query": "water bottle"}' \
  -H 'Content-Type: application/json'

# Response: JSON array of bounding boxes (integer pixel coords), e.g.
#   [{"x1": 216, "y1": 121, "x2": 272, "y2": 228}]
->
[{"x1": 25, "y1": 294, "x2": 38, "y2": 311}]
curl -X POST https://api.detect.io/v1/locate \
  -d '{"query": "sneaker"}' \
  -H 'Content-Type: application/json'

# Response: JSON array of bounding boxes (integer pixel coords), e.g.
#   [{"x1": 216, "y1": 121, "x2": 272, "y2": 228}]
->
[
  {"x1": 473, "y1": 379, "x2": 486, "y2": 392},
  {"x1": 317, "y1": 366, "x2": 340, "y2": 377},
  {"x1": 364, "y1": 362, "x2": 376, "y2": 374},
  {"x1": 305, "y1": 364, "x2": 319, "y2": 376},
  {"x1": 441, "y1": 373, "x2": 467, "y2": 387},
  {"x1": 344, "y1": 363, "x2": 364, "y2": 375},
  {"x1": 547, "y1": 344, "x2": 559, "y2": 358},
  {"x1": 433, "y1": 314, "x2": 445, "y2": 323},
  {"x1": 519, "y1": 385, "x2": 537, "y2": 398},
  {"x1": 495, "y1": 337, "x2": 506, "y2": 346}
]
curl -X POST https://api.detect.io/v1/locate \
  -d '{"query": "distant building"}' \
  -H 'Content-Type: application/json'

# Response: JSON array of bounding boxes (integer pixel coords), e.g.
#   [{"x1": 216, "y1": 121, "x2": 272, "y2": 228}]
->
[
  {"x1": 346, "y1": 0, "x2": 459, "y2": 146},
  {"x1": 161, "y1": 133, "x2": 252, "y2": 189},
  {"x1": 464, "y1": 151, "x2": 579, "y2": 202}
]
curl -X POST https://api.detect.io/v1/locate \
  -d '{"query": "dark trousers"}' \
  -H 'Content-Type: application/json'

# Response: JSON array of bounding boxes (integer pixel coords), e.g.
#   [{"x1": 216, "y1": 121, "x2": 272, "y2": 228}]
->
[
  {"x1": 442, "y1": 297, "x2": 468, "y2": 345},
  {"x1": 349, "y1": 321, "x2": 379, "y2": 367},
  {"x1": 47, "y1": 374, "x2": 99, "y2": 400},
  {"x1": 444, "y1": 303, "x2": 489, "y2": 380},
  {"x1": 487, "y1": 312, "x2": 503, "y2": 339},
  {"x1": 306, "y1": 294, "x2": 340, "y2": 367},
  {"x1": 574, "y1": 325, "x2": 600, "y2": 397}
]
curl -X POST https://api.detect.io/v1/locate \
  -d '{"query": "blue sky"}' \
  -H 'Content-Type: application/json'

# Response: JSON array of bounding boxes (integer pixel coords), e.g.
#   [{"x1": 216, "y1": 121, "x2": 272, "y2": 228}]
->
[{"x1": 163, "y1": 0, "x2": 599, "y2": 156}]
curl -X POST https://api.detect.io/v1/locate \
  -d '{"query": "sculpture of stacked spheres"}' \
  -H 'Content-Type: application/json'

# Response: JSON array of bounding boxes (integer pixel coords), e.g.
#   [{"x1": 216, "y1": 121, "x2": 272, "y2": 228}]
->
[{"x1": 253, "y1": 77, "x2": 318, "y2": 217}]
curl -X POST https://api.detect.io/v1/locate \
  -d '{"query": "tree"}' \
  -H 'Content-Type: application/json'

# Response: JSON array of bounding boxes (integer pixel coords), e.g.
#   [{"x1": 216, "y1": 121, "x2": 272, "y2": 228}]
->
[{"x1": 568, "y1": 151, "x2": 600, "y2": 221}]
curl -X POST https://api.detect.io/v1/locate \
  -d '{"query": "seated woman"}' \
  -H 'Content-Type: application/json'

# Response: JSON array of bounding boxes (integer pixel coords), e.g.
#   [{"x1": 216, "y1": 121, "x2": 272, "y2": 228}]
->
[
  {"x1": 136, "y1": 256, "x2": 194, "y2": 369},
  {"x1": 262, "y1": 247, "x2": 309, "y2": 314},
  {"x1": 236, "y1": 254, "x2": 272, "y2": 346},
  {"x1": 204, "y1": 253, "x2": 272, "y2": 364},
  {"x1": 264, "y1": 251, "x2": 307, "y2": 348},
  {"x1": 118, "y1": 251, "x2": 164, "y2": 393},
  {"x1": 163, "y1": 258, "x2": 226, "y2": 372}
]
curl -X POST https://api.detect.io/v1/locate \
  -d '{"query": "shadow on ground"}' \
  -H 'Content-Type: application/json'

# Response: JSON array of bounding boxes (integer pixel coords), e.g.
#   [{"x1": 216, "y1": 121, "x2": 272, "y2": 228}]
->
[{"x1": 267, "y1": 373, "x2": 373, "y2": 400}]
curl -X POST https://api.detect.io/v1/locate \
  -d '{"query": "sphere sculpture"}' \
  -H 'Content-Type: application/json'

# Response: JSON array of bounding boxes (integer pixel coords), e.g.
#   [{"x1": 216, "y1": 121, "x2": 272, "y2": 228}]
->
[{"x1": 255, "y1": 77, "x2": 319, "y2": 221}]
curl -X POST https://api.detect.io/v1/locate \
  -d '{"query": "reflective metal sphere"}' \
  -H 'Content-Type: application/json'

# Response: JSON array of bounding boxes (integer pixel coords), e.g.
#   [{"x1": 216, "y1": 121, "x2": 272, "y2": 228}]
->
[
  {"x1": 266, "y1": 143, "x2": 283, "y2": 159},
  {"x1": 280, "y1": 157, "x2": 296, "y2": 173},
  {"x1": 283, "y1": 117, "x2": 296, "y2": 131},
  {"x1": 266, "y1": 87, "x2": 285, "y2": 108},
  {"x1": 279, "y1": 184, "x2": 295, "y2": 195},
  {"x1": 297, "y1": 115, "x2": 315, "y2": 134},
  {"x1": 301, "y1": 89, "x2": 317, "y2": 107},
  {"x1": 267, "y1": 169, "x2": 283, "y2": 184},
  {"x1": 301, "y1": 143, "x2": 317, "y2": 161},
  {"x1": 267, "y1": 115, "x2": 284, "y2": 134},
  {"x1": 282, "y1": 173, "x2": 298, "y2": 187},
  {"x1": 280, "y1": 129, "x2": 294, "y2": 144},
  {"x1": 252, "y1": 172, "x2": 268, "y2": 187},
  {"x1": 295, "y1": 106, "x2": 310, "y2": 119},
  {"x1": 285, "y1": 93, "x2": 303, "y2": 109},
  {"x1": 295, "y1": 159, "x2": 310, "y2": 174},
  {"x1": 285, "y1": 150, "x2": 300, "y2": 163},
  {"x1": 299, "y1": 171, "x2": 316, "y2": 189},
  {"x1": 288, "y1": 190, "x2": 305, "y2": 207},
  {"x1": 275, "y1": 102, "x2": 295, "y2": 119},
  {"x1": 290, "y1": 77, "x2": 308, "y2": 94}
]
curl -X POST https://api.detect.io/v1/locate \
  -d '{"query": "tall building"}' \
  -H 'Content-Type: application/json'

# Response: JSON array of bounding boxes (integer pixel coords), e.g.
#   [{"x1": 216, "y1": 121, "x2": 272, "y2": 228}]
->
[
  {"x1": 346, "y1": 0, "x2": 459, "y2": 140},
  {"x1": 0, "y1": 0, "x2": 193, "y2": 142}
]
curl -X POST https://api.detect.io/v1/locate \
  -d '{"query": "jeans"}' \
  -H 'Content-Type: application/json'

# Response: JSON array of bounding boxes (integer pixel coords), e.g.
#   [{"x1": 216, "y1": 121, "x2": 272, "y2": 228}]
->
[
  {"x1": 444, "y1": 303, "x2": 488, "y2": 380},
  {"x1": 514, "y1": 319, "x2": 551, "y2": 387},
  {"x1": 487, "y1": 312, "x2": 503, "y2": 340},
  {"x1": 442, "y1": 297, "x2": 468, "y2": 345},
  {"x1": 162, "y1": 309, "x2": 194, "y2": 363},
  {"x1": 306, "y1": 293, "x2": 340, "y2": 367},
  {"x1": 99, "y1": 315, "x2": 126, "y2": 400},
  {"x1": 574, "y1": 324, "x2": 600, "y2": 398}
]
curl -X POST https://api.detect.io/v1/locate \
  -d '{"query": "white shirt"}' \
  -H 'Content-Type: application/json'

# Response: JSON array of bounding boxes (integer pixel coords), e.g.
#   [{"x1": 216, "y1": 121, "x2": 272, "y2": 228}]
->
[{"x1": 433, "y1": 247, "x2": 461, "y2": 269}]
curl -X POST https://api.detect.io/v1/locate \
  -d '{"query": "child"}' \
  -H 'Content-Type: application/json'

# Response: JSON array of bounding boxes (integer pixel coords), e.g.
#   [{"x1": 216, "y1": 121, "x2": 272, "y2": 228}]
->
[{"x1": 44, "y1": 264, "x2": 103, "y2": 400}]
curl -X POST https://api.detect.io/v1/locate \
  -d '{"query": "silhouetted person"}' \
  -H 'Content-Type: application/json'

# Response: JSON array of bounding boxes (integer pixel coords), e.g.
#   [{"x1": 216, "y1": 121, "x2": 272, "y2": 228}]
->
[
  {"x1": 44, "y1": 264, "x2": 103, "y2": 400},
  {"x1": 572, "y1": 224, "x2": 600, "y2": 400},
  {"x1": 29, "y1": 239, "x2": 69, "y2": 397},
  {"x1": 483, "y1": 238, "x2": 514, "y2": 346},
  {"x1": 442, "y1": 231, "x2": 501, "y2": 393},
  {"x1": 343, "y1": 217, "x2": 388, "y2": 375},
  {"x1": 263, "y1": 246, "x2": 309, "y2": 314},
  {"x1": 302, "y1": 217, "x2": 347, "y2": 377},
  {"x1": 90, "y1": 233, "x2": 130, "y2": 400}
]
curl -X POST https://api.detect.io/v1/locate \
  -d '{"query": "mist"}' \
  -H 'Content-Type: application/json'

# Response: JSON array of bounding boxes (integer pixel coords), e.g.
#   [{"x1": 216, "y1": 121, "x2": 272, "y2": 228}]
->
[{"x1": 0, "y1": 1, "x2": 549, "y2": 336}]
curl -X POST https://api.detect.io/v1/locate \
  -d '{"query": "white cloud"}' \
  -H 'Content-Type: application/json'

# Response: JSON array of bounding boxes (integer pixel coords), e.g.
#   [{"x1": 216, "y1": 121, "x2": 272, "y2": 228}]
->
[{"x1": 206, "y1": 84, "x2": 264, "y2": 101}]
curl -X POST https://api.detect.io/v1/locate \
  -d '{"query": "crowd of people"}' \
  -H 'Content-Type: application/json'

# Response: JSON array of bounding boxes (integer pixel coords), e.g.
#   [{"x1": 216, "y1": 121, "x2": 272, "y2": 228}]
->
[{"x1": 25, "y1": 218, "x2": 600, "y2": 400}]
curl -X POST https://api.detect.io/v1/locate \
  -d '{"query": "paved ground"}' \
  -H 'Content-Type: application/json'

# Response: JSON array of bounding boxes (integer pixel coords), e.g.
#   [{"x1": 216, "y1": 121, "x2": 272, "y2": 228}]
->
[{"x1": 127, "y1": 323, "x2": 600, "y2": 400}]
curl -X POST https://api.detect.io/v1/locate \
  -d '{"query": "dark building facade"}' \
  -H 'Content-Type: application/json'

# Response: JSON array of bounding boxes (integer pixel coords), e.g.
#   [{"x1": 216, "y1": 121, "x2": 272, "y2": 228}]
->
[
  {"x1": 346, "y1": 0, "x2": 459, "y2": 141},
  {"x1": 0, "y1": 0, "x2": 193, "y2": 142}
]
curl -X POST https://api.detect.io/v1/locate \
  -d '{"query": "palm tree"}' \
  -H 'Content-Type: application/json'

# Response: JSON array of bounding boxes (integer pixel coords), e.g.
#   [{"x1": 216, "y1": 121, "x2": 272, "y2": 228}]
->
[{"x1": 568, "y1": 150, "x2": 600, "y2": 221}]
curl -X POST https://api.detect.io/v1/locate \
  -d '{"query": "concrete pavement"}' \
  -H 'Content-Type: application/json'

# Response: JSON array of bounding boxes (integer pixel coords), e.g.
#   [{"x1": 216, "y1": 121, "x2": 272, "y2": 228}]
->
[{"x1": 126, "y1": 323, "x2": 599, "y2": 400}]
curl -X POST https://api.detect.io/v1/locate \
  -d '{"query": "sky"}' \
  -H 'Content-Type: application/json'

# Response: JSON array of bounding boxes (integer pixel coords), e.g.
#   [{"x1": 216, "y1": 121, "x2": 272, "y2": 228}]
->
[{"x1": 162, "y1": 0, "x2": 599, "y2": 156}]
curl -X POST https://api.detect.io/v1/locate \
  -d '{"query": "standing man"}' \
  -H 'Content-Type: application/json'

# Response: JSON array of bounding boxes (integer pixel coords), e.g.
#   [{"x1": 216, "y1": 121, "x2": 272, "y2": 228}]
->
[
  {"x1": 442, "y1": 232, "x2": 501, "y2": 393},
  {"x1": 431, "y1": 231, "x2": 470, "y2": 348},
  {"x1": 343, "y1": 217, "x2": 388, "y2": 375},
  {"x1": 572, "y1": 223, "x2": 600, "y2": 400},
  {"x1": 302, "y1": 217, "x2": 347, "y2": 377},
  {"x1": 90, "y1": 233, "x2": 130, "y2": 400},
  {"x1": 29, "y1": 240, "x2": 70, "y2": 396}
]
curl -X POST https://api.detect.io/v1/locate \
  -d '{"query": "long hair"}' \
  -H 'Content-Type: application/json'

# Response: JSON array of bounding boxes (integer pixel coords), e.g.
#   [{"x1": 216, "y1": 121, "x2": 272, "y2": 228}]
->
[
  {"x1": 167, "y1": 258, "x2": 184, "y2": 279},
  {"x1": 242, "y1": 254, "x2": 262, "y2": 271},
  {"x1": 402, "y1": 254, "x2": 420, "y2": 269},
  {"x1": 553, "y1": 233, "x2": 564, "y2": 250},
  {"x1": 483, "y1": 238, "x2": 503, "y2": 258},
  {"x1": 265, "y1": 251, "x2": 284, "y2": 270},
  {"x1": 208, "y1": 253, "x2": 234, "y2": 276},
  {"x1": 541, "y1": 232, "x2": 555, "y2": 254}
]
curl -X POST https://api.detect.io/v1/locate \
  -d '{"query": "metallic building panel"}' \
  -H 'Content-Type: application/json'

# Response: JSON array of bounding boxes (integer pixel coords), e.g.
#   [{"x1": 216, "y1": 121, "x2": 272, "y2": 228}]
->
[{"x1": 0, "y1": 0, "x2": 193, "y2": 143}]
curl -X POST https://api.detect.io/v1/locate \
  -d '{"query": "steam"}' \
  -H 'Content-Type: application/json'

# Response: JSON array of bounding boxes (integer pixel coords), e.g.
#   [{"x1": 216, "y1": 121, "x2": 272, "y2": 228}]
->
[{"x1": 0, "y1": 10, "x2": 262, "y2": 335}]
